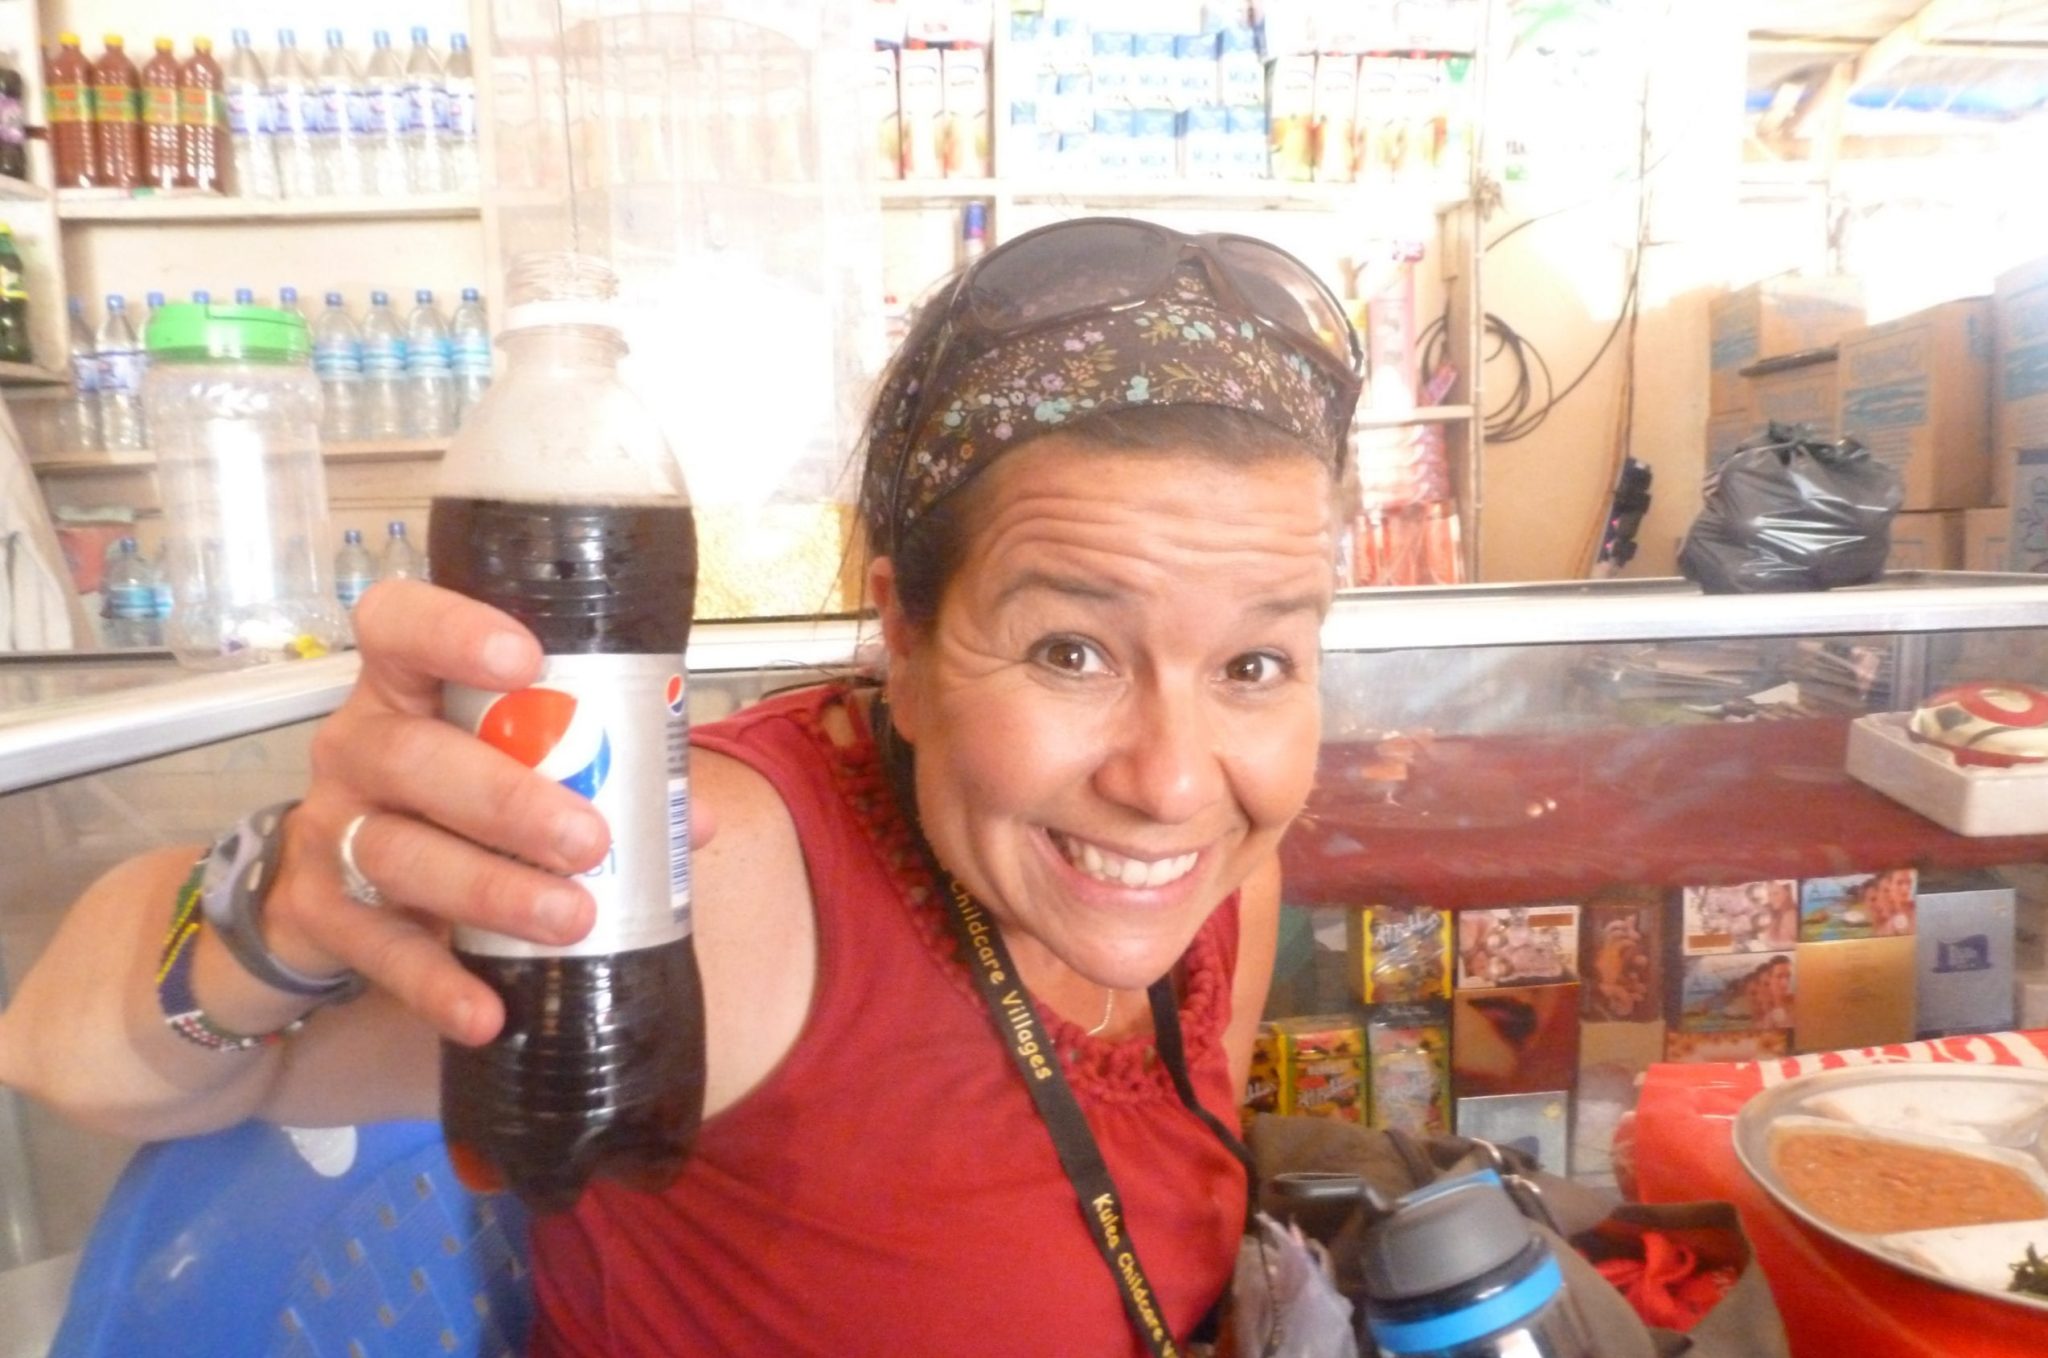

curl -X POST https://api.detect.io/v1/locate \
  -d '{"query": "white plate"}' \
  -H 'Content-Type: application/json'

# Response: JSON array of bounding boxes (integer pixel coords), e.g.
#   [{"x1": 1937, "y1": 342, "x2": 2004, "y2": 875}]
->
[{"x1": 1733, "y1": 1064, "x2": 2048, "y2": 1312}]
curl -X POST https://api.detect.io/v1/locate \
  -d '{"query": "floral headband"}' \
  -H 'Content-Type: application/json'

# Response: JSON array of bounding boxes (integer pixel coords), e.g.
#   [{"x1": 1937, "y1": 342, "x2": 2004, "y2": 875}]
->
[{"x1": 858, "y1": 263, "x2": 1359, "y2": 553}]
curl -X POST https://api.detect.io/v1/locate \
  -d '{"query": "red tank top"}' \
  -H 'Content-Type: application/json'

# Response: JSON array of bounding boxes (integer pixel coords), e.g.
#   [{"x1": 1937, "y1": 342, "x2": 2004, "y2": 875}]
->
[{"x1": 529, "y1": 684, "x2": 1247, "y2": 1356}]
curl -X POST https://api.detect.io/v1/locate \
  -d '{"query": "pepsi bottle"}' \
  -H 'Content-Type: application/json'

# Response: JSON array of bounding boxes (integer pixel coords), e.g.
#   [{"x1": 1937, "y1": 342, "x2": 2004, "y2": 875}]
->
[{"x1": 430, "y1": 251, "x2": 702, "y2": 1213}]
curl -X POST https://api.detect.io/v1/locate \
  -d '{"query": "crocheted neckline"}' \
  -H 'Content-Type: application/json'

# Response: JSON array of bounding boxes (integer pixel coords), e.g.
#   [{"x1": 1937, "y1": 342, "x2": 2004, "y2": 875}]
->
[{"x1": 796, "y1": 685, "x2": 1233, "y2": 1105}]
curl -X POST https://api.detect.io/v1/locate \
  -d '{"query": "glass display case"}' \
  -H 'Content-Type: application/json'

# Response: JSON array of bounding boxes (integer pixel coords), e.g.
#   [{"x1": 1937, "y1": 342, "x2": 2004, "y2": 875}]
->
[{"x1": 4, "y1": 575, "x2": 2048, "y2": 1349}]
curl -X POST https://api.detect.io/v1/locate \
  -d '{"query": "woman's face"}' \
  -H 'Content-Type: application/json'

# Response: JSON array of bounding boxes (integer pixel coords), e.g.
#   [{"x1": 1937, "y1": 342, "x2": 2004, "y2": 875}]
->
[{"x1": 881, "y1": 436, "x2": 1334, "y2": 991}]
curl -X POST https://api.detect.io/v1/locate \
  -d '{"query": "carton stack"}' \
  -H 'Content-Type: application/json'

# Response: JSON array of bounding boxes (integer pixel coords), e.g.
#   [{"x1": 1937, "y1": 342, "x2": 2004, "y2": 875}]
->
[
  {"x1": 1995, "y1": 254, "x2": 2048, "y2": 571},
  {"x1": 1705, "y1": 276, "x2": 1865, "y2": 474}
]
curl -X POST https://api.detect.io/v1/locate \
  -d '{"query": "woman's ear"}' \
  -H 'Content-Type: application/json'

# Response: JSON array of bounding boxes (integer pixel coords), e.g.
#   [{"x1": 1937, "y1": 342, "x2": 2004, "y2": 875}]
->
[{"x1": 868, "y1": 555, "x2": 923, "y2": 742}]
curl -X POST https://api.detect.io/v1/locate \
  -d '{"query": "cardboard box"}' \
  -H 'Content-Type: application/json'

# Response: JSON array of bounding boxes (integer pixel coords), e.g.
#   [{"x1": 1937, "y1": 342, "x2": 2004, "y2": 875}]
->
[
  {"x1": 1709, "y1": 277, "x2": 1864, "y2": 415},
  {"x1": 1454, "y1": 904, "x2": 1580, "y2": 989},
  {"x1": 1993, "y1": 253, "x2": 2048, "y2": 506},
  {"x1": 1580, "y1": 888, "x2": 1665, "y2": 1022},
  {"x1": 1743, "y1": 354, "x2": 1838, "y2": 439},
  {"x1": 1966, "y1": 507, "x2": 2012, "y2": 572},
  {"x1": 1663, "y1": 1028, "x2": 1791, "y2": 1063},
  {"x1": 1366, "y1": 1001, "x2": 1451, "y2": 1137},
  {"x1": 1675, "y1": 951, "x2": 1796, "y2": 1032},
  {"x1": 1574, "y1": 1021, "x2": 1667, "y2": 1177},
  {"x1": 1835, "y1": 299, "x2": 1993, "y2": 510},
  {"x1": 1798, "y1": 868, "x2": 1918, "y2": 942},
  {"x1": 1455, "y1": 1092, "x2": 1569, "y2": 1173},
  {"x1": 1277, "y1": 1015, "x2": 1367, "y2": 1123},
  {"x1": 1915, "y1": 872, "x2": 2018, "y2": 1036},
  {"x1": 1345, "y1": 905, "x2": 1451, "y2": 1004},
  {"x1": 1793, "y1": 936, "x2": 1917, "y2": 1053},
  {"x1": 1886, "y1": 510, "x2": 1965, "y2": 572},
  {"x1": 1706, "y1": 412, "x2": 1754, "y2": 477},
  {"x1": 1680, "y1": 881, "x2": 1800, "y2": 954},
  {"x1": 1451, "y1": 983, "x2": 1580, "y2": 1096},
  {"x1": 2009, "y1": 449, "x2": 2048, "y2": 571}
]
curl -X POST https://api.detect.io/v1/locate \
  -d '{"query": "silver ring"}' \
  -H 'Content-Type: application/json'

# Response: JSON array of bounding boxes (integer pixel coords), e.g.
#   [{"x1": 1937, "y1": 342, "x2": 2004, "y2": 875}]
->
[{"x1": 337, "y1": 813, "x2": 385, "y2": 908}]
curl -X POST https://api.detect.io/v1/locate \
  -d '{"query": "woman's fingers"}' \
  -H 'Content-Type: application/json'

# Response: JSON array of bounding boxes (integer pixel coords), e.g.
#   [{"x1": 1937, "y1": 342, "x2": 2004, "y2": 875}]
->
[
  {"x1": 350, "y1": 578, "x2": 543, "y2": 716},
  {"x1": 344, "y1": 810, "x2": 595, "y2": 950},
  {"x1": 310, "y1": 710, "x2": 609, "y2": 875}
]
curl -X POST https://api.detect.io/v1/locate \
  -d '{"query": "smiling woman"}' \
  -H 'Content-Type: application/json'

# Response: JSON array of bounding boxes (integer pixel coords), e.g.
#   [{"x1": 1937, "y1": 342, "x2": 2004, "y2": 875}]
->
[{"x1": 0, "y1": 217, "x2": 1362, "y2": 1358}]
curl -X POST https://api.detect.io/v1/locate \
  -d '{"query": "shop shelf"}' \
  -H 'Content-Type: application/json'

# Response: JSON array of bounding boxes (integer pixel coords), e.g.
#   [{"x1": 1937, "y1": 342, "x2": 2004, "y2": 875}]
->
[
  {"x1": 29, "y1": 438, "x2": 448, "y2": 474},
  {"x1": 1003, "y1": 177, "x2": 1470, "y2": 213},
  {"x1": 1354, "y1": 404, "x2": 1475, "y2": 430},
  {"x1": 1280, "y1": 716, "x2": 2048, "y2": 910},
  {"x1": 0, "y1": 176, "x2": 50, "y2": 203},
  {"x1": 54, "y1": 192, "x2": 484, "y2": 224},
  {"x1": 0, "y1": 360, "x2": 66, "y2": 387},
  {"x1": 878, "y1": 180, "x2": 1001, "y2": 203}
]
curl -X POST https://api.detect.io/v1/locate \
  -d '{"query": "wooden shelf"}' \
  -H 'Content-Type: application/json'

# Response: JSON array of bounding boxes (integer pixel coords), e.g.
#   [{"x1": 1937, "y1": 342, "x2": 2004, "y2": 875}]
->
[
  {"x1": 0, "y1": 176, "x2": 49, "y2": 204},
  {"x1": 0, "y1": 360, "x2": 66, "y2": 387},
  {"x1": 880, "y1": 177, "x2": 1471, "y2": 215},
  {"x1": 55, "y1": 192, "x2": 483, "y2": 224},
  {"x1": 30, "y1": 438, "x2": 448, "y2": 474},
  {"x1": 878, "y1": 179, "x2": 1000, "y2": 202},
  {"x1": 1355, "y1": 404, "x2": 1476, "y2": 430}
]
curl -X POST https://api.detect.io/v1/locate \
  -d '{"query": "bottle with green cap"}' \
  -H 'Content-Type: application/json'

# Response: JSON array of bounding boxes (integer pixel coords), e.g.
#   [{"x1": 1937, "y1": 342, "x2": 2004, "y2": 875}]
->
[
  {"x1": 145, "y1": 300, "x2": 346, "y2": 668},
  {"x1": 0, "y1": 223, "x2": 28, "y2": 364}
]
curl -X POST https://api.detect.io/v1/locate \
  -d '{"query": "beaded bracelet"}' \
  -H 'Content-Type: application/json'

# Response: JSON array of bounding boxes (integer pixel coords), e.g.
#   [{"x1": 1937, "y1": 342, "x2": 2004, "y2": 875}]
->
[{"x1": 156, "y1": 857, "x2": 309, "y2": 1053}]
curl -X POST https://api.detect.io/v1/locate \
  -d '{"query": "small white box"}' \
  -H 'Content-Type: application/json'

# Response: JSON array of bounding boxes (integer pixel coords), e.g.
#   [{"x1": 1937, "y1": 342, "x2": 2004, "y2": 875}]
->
[{"x1": 1846, "y1": 711, "x2": 2048, "y2": 836}]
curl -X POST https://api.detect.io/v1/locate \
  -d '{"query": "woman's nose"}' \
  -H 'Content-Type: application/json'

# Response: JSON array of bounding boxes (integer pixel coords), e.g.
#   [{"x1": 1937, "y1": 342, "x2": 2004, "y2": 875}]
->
[{"x1": 1092, "y1": 682, "x2": 1225, "y2": 825}]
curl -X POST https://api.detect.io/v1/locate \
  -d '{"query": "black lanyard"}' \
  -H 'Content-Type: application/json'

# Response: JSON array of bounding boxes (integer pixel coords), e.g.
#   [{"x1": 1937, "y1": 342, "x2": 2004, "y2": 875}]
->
[{"x1": 874, "y1": 698, "x2": 1253, "y2": 1357}]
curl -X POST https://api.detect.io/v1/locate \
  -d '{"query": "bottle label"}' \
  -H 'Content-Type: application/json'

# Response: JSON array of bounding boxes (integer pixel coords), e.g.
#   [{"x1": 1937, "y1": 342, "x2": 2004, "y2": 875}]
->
[
  {"x1": 346, "y1": 88, "x2": 374, "y2": 135},
  {"x1": 454, "y1": 335, "x2": 492, "y2": 377},
  {"x1": 336, "y1": 573, "x2": 371, "y2": 607},
  {"x1": 47, "y1": 82, "x2": 89, "y2": 123},
  {"x1": 101, "y1": 349, "x2": 143, "y2": 395},
  {"x1": 0, "y1": 265, "x2": 25, "y2": 302},
  {"x1": 365, "y1": 85, "x2": 407, "y2": 136},
  {"x1": 361, "y1": 337, "x2": 408, "y2": 374},
  {"x1": 178, "y1": 88, "x2": 224, "y2": 128},
  {"x1": 446, "y1": 654, "x2": 692, "y2": 958},
  {"x1": 448, "y1": 85, "x2": 477, "y2": 138},
  {"x1": 152, "y1": 582, "x2": 173, "y2": 620},
  {"x1": 405, "y1": 81, "x2": 438, "y2": 135},
  {"x1": 142, "y1": 85, "x2": 178, "y2": 126},
  {"x1": 70, "y1": 352, "x2": 101, "y2": 393},
  {"x1": 408, "y1": 338, "x2": 452, "y2": 376},
  {"x1": 314, "y1": 339, "x2": 364, "y2": 377},
  {"x1": 91, "y1": 86, "x2": 139, "y2": 123},
  {"x1": 226, "y1": 87, "x2": 269, "y2": 135},
  {"x1": 105, "y1": 582, "x2": 155, "y2": 620},
  {"x1": 270, "y1": 87, "x2": 317, "y2": 136},
  {"x1": 318, "y1": 84, "x2": 349, "y2": 134}
]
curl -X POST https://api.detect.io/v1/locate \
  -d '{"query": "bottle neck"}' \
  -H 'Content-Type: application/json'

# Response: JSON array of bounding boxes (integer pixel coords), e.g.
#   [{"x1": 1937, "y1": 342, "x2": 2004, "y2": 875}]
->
[{"x1": 501, "y1": 325, "x2": 626, "y2": 375}]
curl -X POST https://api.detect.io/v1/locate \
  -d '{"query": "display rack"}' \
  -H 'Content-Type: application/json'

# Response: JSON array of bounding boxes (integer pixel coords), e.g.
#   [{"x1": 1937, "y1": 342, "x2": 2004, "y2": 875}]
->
[{"x1": 53, "y1": 192, "x2": 485, "y2": 224}]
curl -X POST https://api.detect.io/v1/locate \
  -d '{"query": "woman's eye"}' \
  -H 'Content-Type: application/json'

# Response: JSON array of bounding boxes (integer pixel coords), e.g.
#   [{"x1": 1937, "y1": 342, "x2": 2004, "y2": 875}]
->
[
  {"x1": 1033, "y1": 637, "x2": 1107, "y2": 675},
  {"x1": 1224, "y1": 652, "x2": 1291, "y2": 686}
]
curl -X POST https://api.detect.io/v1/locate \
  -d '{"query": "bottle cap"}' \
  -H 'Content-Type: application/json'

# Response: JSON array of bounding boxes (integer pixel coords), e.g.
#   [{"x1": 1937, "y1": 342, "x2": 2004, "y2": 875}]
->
[
  {"x1": 324, "y1": 291, "x2": 343, "y2": 306},
  {"x1": 370, "y1": 290, "x2": 388, "y2": 305},
  {"x1": 193, "y1": 37, "x2": 213, "y2": 53},
  {"x1": 373, "y1": 30, "x2": 391, "y2": 48},
  {"x1": 451, "y1": 33, "x2": 469, "y2": 50},
  {"x1": 59, "y1": 32, "x2": 80, "y2": 46},
  {"x1": 462, "y1": 287, "x2": 480, "y2": 302},
  {"x1": 278, "y1": 29, "x2": 297, "y2": 47},
  {"x1": 145, "y1": 302, "x2": 313, "y2": 364},
  {"x1": 230, "y1": 29, "x2": 249, "y2": 46},
  {"x1": 105, "y1": 294, "x2": 125, "y2": 310},
  {"x1": 154, "y1": 37, "x2": 174, "y2": 51},
  {"x1": 192, "y1": 290, "x2": 211, "y2": 304},
  {"x1": 103, "y1": 34, "x2": 124, "y2": 47},
  {"x1": 234, "y1": 288, "x2": 255, "y2": 305},
  {"x1": 146, "y1": 292, "x2": 165, "y2": 307},
  {"x1": 1360, "y1": 1171, "x2": 1545, "y2": 1303},
  {"x1": 326, "y1": 29, "x2": 344, "y2": 46},
  {"x1": 415, "y1": 288, "x2": 432, "y2": 303},
  {"x1": 344, "y1": 528, "x2": 362, "y2": 544},
  {"x1": 411, "y1": 27, "x2": 429, "y2": 44},
  {"x1": 280, "y1": 286, "x2": 298, "y2": 303}
]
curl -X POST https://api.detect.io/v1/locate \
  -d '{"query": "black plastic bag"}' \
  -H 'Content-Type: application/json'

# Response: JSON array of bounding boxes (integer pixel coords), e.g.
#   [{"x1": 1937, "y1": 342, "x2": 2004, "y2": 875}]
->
[{"x1": 1679, "y1": 422, "x2": 1904, "y2": 594}]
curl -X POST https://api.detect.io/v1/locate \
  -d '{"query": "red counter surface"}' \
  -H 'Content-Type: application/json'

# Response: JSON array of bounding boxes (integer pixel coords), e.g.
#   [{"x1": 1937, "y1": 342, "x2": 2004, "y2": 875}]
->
[
  {"x1": 1281, "y1": 716, "x2": 2048, "y2": 908},
  {"x1": 1629, "y1": 1033, "x2": 2048, "y2": 1357}
]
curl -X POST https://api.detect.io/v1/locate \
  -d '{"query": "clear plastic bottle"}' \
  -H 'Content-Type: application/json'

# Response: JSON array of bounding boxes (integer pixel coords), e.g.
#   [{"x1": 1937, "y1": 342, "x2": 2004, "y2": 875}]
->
[
  {"x1": 403, "y1": 27, "x2": 448, "y2": 194},
  {"x1": 433, "y1": 251, "x2": 702, "y2": 1212},
  {"x1": 404, "y1": 287, "x2": 454, "y2": 436},
  {"x1": 359, "y1": 289, "x2": 409, "y2": 439},
  {"x1": 278, "y1": 285, "x2": 302, "y2": 321},
  {"x1": 96, "y1": 294, "x2": 146, "y2": 453},
  {"x1": 443, "y1": 33, "x2": 477, "y2": 192},
  {"x1": 361, "y1": 31, "x2": 409, "y2": 198},
  {"x1": 57, "y1": 296, "x2": 101, "y2": 454},
  {"x1": 450, "y1": 285, "x2": 491, "y2": 420},
  {"x1": 269, "y1": 28, "x2": 321, "y2": 199},
  {"x1": 315, "y1": 29, "x2": 364, "y2": 197},
  {"x1": 223, "y1": 29, "x2": 277, "y2": 198},
  {"x1": 102, "y1": 536, "x2": 162, "y2": 647},
  {"x1": 146, "y1": 300, "x2": 345, "y2": 668},
  {"x1": 378, "y1": 518, "x2": 426, "y2": 581},
  {"x1": 150, "y1": 541, "x2": 174, "y2": 625},
  {"x1": 312, "y1": 291, "x2": 365, "y2": 443},
  {"x1": 334, "y1": 526, "x2": 374, "y2": 609}
]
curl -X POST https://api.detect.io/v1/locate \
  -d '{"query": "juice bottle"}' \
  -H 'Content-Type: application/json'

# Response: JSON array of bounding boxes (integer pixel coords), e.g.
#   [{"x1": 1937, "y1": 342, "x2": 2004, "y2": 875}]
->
[
  {"x1": 140, "y1": 37, "x2": 181, "y2": 191},
  {"x1": 178, "y1": 37, "x2": 226, "y2": 193},
  {"x1": 45, "y1": 33, "x2": 95, "y2": 188},
  {"x1": 0, "y1": 225, "x2": 33, "y2": 363},
  {"x1": 91, "y1": 35, "x2": 141, "y2": 189},
  {"x1": 0, "y1": 50, "x2": 28, "y2": 182}
]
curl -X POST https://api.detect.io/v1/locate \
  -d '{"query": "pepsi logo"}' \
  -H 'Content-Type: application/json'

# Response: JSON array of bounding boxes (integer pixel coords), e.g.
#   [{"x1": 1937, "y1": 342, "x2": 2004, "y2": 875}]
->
[
  {"x1": 475, "y1": 686, "x2": 613, "y2": 799},
  {"x1": 664, "y1": 673, "x2": 685, "y2": 716}
]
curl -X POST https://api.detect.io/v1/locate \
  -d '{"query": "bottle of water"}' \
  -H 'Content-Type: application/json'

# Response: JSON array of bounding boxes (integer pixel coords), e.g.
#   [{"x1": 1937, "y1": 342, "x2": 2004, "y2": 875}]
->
[
  {"x1": 96, "y1": 294, "x2": 147, "y2": 452},
  {"x1": 444, "y1": 33, "x2": 477, "y2": 192},
  {"x1": 378, "y1": 519, "x2": 425, "y2": 581},
  {"x1": 360, "y1": 289, "x2": 409, "y2": 439},
  {"x1": 334, "y1": 527, "x2": 375, "y2": 609},
  {"x1": 57, "y1": 295, "x2": 101, "y2": 454},
  {"x1": 313, "y1": 291, "x2": 365, "y2": 443},
  {"x1": 150, "y1": 541, "x2": 174, "y2": 625},
  {"x1": 403, "y1": 28, "x2": 448, "y2": 194},
  {"x1": 278, "y1": 285, "x2": 303, "y2": 321},
  {"x1": 270, "y1": 28, "x2": 321, "y2": 199},
  {"x1": 224, "y1": 29, "x2": 278, "y2": 199},
  {"x1": 102, "y1": 536, "x2": 162, "y2": 647},
  {"x1": 361, "y1": 31, "x2": 409, "y2": 198},
  {"x1": 450, "y1": 286, "x2": 491, "y2": 421},
  {"x1": 404, "y1": 288, "x2": 455, "y2": 436},
  {"x1": 316, "y1": 28, "x2": 364, "y2": 196}
]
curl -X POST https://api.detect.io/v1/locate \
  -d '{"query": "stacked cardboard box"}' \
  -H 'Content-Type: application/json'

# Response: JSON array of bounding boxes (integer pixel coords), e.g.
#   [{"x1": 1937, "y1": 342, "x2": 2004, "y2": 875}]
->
[
  {"x1": 1995, "y1": 255, "x2": 2048, "y2": 570},
  {"x1": 1705, "y1": 278, "x2": 1864, "y2": 445},
  {"x1": 1836, "y1": 298, "x2": 1993, "y2": 513}
]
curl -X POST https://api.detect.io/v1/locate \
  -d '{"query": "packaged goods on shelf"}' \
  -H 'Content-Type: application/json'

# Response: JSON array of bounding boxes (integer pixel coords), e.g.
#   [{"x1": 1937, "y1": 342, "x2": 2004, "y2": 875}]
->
[
  {"x1": 1579, "y1": 888, "x2": 1664, "y2": 1023},
  {"x1": 1799, "y1": 868, "x2": 1918, "y2": 943},
  {"x1": 1309, "y1": 53, "x2": 1355, "y2": 182},
  {"x1": 1241, "y1": 1021, "x2": 1288, "y2": 1132},
  {"x1": 1793, "y1": 936, "x2": 1916, "y2": 1052},
  {"x1": 1680, "y1": 881, "x2": 1799, "y2": 956},
  {"x1": 1914, "y1": 873, "x2": 2018, "y2": 1036},
  {"x1": 1454, "y1": 904, "x2": 1579, "y2": 989},
  {"x1": 1454, "y1": 1091, "x2": 1568, "y2": 1172},
  {"x1": 1276, "y1": 1015, "x2": 1368, "y2": 1122},
  {"x1": 1366, "y1": 1002, "x2": 1450, "y2": 1135},
  {"x1": 1451, "y1": 983, "x2": 1580, "y2": 1096},
  {"x1": 1674, "y1": 950, "x2": 1795, "y2": 1034},
  {"x1": 1344, "y1": 904, "x2": 1451, "y2": 1003}
]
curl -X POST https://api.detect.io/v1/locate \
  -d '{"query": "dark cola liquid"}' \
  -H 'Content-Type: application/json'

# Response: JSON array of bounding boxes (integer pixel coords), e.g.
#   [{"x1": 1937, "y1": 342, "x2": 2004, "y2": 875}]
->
[{"x1": 430, "y1": 495, "x2": 704, "y2": 1213}]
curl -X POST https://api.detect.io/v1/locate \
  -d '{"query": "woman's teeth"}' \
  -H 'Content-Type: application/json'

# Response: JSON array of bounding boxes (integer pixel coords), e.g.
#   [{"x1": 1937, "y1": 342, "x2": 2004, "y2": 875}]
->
[{"x1": 1055, "y1": 834, "x2": 1199, "y2": 888}]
